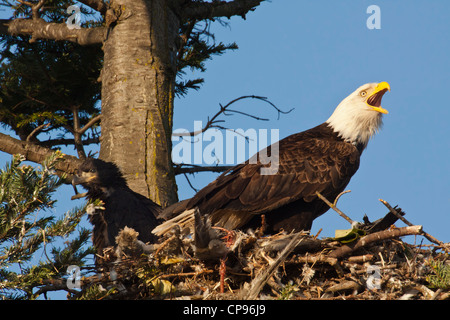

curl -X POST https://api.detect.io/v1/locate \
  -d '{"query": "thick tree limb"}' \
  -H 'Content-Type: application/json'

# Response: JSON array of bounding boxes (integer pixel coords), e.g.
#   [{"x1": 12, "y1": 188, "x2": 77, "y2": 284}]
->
[
  {"x1": 7, "y1": 18, "x2": 105, "y2": 45},
  {"x1": 0, "y1": 131, "x2": 82, "y2": 179},
  {"x1": 180, "y1": 0, "x2": 264, "y2": 20}
]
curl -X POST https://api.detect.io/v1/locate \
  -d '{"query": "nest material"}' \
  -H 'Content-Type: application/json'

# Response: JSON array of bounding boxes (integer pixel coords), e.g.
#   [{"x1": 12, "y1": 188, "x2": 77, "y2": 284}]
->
[{"x1": 83, "y1": 222, "x2": 449, "y2": 300}]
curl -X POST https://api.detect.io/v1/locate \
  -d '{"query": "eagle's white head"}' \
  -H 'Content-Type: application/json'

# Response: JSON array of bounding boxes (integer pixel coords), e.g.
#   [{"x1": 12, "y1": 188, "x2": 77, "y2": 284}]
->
[{"x1": 326, "y1": 82, "x2": 390, "y2": 150}]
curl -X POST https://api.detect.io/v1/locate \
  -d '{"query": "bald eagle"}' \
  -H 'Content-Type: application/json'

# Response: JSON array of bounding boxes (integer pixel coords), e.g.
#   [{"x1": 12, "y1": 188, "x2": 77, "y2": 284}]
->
[
  {"x1": 153, "y1": 82, "x2": 390, "y2": 236},
  {"x1": 72, "y1": 158, "x2": 162, "y2": 258}
]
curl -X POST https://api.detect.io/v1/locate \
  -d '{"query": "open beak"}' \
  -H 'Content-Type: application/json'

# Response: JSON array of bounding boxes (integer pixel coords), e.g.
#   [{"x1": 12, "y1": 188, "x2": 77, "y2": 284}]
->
[
  {"x1": 71, "y1": 171, "x2": 95, "y2": 200},
  {"x1": 366, "y1": 81, "x2": 390, "y2": 114},
  {"x1": 72, "y1": 171, "x2": 97, "y2": 186}
]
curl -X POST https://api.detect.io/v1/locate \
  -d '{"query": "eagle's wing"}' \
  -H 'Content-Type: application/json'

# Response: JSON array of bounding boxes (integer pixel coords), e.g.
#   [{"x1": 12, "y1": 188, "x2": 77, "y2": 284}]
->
[
  {"x1": 187, "y1": 125, "x2": 360, "y2": 229},
  {"x1": 105, "y1": 190, "x2": 162, "y2": 245},
  {"x1": 89, "y1": 210, "x2": 109, "y2": 254}
]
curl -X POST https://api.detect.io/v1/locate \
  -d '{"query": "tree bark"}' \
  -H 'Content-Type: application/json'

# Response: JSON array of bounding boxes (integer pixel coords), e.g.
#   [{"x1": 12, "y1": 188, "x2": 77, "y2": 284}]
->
[
  {"x1": 0, "y1": 132, "x2": 82, "y2": 179},
  {"x1": 99, "y1": 0, "x2": 179, "y2": 207},
  {"x1": 6, "y1": 18, "x2": 105, "y2": 45},
  {"x1": 0, "y1": 0, "x2": 264, "y2": 207}
]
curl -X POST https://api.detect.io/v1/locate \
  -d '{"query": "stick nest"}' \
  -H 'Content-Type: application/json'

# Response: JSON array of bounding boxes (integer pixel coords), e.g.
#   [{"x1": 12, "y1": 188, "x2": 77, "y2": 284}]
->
[{"x1": 77, "y1": 220, "x2": 449, "y2": 300}]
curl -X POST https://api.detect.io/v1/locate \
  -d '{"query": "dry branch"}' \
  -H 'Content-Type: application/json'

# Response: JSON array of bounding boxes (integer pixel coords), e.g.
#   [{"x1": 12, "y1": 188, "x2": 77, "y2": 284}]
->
[
  {"x1": 379, "y1": 199, "x2": 445, "y2": 246},
  {"x1": 240, "y1": 232, "x2": 303, "y2": 300},
  {"x1": 328, "y1": 225, "x2": 423, "y2": 259},
  {"x1": 173, "y1": 163, "x2": 233, "y2": 175},
  {"x1": 179, "y1": 0, "x2": 264, "y2": 20},
  {"x1": 0, "y1": 131, "x2": 82, "y2": 180},
  {"x1": 78, "y1": 0, "x2": 108, "y2": 16},
  {"x1": 316, "y1": 191, "x2": 355, "y2": 225},
  {"x1": 172, "y1": 95, "x2": 293, "y2": 137},
  {"x1": 287, "y1": 254, "x2": 338, "y2": 266}
]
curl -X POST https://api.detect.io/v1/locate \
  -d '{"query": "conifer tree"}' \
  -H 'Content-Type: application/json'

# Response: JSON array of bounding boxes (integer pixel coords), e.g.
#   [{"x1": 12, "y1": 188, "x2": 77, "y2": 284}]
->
[
  {"x1": 0, "y1": 152, "x2": 92, "y2": 299},
  {"x1": 0, "y1": 0, "x2": 263, "y2": 204}
]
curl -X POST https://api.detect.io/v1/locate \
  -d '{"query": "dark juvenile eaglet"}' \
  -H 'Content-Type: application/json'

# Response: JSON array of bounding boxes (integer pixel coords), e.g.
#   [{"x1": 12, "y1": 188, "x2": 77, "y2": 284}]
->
[
  {"x1": 72, "y1": 158, "x2": 162, "y2": 257},
  {"x1": 154, "y1": 82, "x2": 390, "y2": 236}
]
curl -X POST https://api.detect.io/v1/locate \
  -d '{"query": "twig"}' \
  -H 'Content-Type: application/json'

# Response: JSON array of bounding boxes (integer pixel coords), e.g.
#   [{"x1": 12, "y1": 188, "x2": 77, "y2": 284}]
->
[
  {"x1": 174, "y1": 163, "x2": 233, "y2": 175},
  {"x1": 26, "y1": 123, "x2": 50, "y2": 142},
  {"x1": 18, "y1": 0, "x2": 46, "y2": 19},
  {"x1": 316, "y1": 191, "x2": 354, "y2": 225},
  {"x1": 287, "y1": 253, "x2": 338, "y2": 266},
  {"x1": 154, "y1": 235, "x2": 177, "y2": 257},
  {"x1": 334, "y1": 190, "x2": 351, "y2": 205},
  {"x1": 183, "y1": 173, "x2": 199, "y2": 192},
  {"x1": 172, "y1": 95, "x2": 293, "y2": 137},
  {"x1": 328, "y1": 225, "x2": 423, "y2": 259},
  {"x1": 177, "y1": 19, "x2": 197, "y2": 61},
  {"x1": 158, "y1": 269, "x2": 214, "y2": 279},
  {"x1": 379, "y1": 199, "x2": 444, "y2": 246},
  {"x1": 79, "y1": 114, "x2": 102, "y2": 135}
]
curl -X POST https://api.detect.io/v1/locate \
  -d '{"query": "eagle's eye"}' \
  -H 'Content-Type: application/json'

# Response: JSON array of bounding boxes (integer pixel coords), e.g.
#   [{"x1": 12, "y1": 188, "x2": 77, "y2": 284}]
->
[
  {"x1": 89, "y1": 169, "x2": 96, "y2": 173},
  {"x1": 360, "y1": 90, "x2": 367, "y2": 97}
]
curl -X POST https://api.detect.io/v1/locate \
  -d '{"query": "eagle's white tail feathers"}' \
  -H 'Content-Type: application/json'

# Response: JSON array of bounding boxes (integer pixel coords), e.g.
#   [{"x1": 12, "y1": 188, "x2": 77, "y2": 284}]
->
[{"x1": 151, "y1": 208, "x2": 196, "y2": 236}]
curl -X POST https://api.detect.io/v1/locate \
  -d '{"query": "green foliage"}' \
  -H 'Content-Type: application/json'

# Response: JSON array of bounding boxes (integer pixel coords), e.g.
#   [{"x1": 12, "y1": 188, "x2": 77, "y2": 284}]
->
[
  {"x1": 76, "y1": 283, "x2": 117, "y2": 300},
  {"x1": 426, "y1": 258, "x2": 450, "y2": 290},
  {"x1": 0, "y1": 153, "x2": 93, "y2": 300},
  {"x1": 0, "y1": 0, "x2": 102, "y2": 142},
  {"x1": 0, "y1": 35, "x2": 102, "y2": 141},
  {"x1": 278, "y1": 281, "x2": 299, "y2": 300}
]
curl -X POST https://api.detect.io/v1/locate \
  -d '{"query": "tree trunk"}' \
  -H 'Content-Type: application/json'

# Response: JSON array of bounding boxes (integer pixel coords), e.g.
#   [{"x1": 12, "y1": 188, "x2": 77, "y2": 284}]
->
[{"x1": 100, "y1": 0, "x2": 179, "y2": 207}]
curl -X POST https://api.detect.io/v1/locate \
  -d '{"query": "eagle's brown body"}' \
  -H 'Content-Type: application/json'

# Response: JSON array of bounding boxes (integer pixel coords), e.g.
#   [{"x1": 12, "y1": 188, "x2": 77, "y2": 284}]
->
[
  {"x1": 161, "y1": 123, "x2": 360, "y2": 233},
  {"x1": 155, "y1": 82, "x2": 390, "y2": 236}
]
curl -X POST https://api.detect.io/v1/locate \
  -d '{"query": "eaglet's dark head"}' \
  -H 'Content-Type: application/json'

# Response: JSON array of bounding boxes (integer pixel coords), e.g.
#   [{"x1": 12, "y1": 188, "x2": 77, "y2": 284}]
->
[{"x1": 72, "y1": 158, "x2": 128, "y2": 190}]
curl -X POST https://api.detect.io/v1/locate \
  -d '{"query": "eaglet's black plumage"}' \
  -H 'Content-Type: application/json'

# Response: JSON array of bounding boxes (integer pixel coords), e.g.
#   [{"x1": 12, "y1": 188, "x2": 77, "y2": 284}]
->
[{"x1": 72, "y1": 158, "x2": 162, "y2": 256}]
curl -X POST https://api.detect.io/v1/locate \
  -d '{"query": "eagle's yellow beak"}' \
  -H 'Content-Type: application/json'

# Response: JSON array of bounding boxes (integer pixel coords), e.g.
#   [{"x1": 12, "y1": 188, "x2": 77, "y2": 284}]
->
[{"x1": 366, "y1": 81, "x2": 390, "y2": 114}]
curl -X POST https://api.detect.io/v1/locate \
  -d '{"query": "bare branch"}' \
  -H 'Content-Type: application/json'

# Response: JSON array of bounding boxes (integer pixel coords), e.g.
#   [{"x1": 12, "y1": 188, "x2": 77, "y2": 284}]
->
[
  {"x1": 17, "y1": 0, "x2": 46, "y2": 18},
  {"x1": 63, "y1": 112, "x2": 101, "y2": 159},
  {"x1": 328, "y1": 225, "x2": 423, "y2": 259},
  {"x1": 39, "y1": 136, "x2": 99, "y2": 148},
  {"x1": 7, "y1": 18, "x2": 105, "y2": 45},
  {"x1": 379, "y1": 199, "x2": 444, "y2": 246},
  {"x1": 0, "y1": 131, "x2": 82, "y2": 180},
  {"x1": 26, "y1": 123, "x2": 50, "y2": 142},
  {"x1": 77, "y1": 0, "x2": 108, "y2": 16},
  {"x1": 79, "y1": 114, "x2": 102, "y2": 135},
  {"x1": 180, "y1": 0, "x2": 264, "y2": 21},
  {"x1": 316, "y1": 191, "x2": 355, "y2": 225},
  {"x1": 182, "y1": 173, "x2": 199, "y2": 193},
  {"x1": 177, "y1": 19, "x2": 197, "y2": 61},
  {"x1": 69, "y1": 107, "x2": 86, "y2": 159},
  {"x1": 173, "y1": 163, "x2": 233, "y2": 175},
  {"x1": 172, "y1": 95, "x2": 293, "y2": 137},
  {"x1": 240, "y1": 232, "x2": 303, "y2": 299}
]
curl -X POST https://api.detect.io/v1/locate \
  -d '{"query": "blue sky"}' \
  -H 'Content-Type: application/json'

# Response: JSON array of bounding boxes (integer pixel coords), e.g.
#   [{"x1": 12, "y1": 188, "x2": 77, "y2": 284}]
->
[{"x1": 0, "y1": 0, "x2": 448, "y2": 291}]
